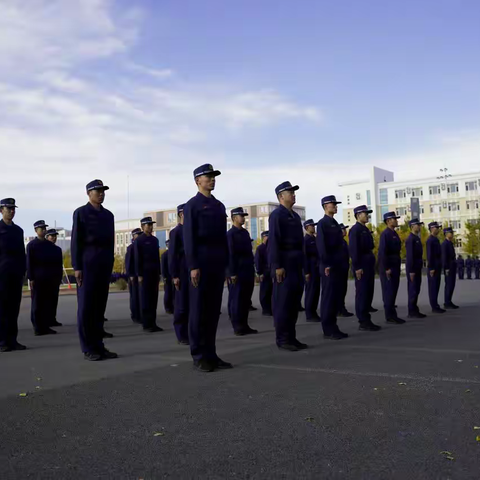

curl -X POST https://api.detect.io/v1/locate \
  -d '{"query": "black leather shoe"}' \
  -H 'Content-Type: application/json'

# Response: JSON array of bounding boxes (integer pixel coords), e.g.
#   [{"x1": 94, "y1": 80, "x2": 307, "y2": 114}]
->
[
  {"x1": 102, "y1": 330, "x2": 114, "y2": 338},
  {"x1": 245, "y1": 327, "x2": 258, "y2": 334},
  {"x1": 293, "y1": 339, "x2": 308, "y2": 350},
  {"x1": 278, "y1": 343, "x2": 299, "y2": 352},
  {"x1": 306, "y1": 315, "x2": 321, "y2": 322},
  {"x1": 215, "y1": 358, "x2": 233, "y2": 369},
  {"x1": 101, "y1": 349, "x2": 118, "y2": 359},
  {"x1": 249, "y1": 305, "x2": 258, "y2": 311},
  {"x1": 84, "y1": 352, "x2": 102, "y2": 361},
  {"x1": 35, "y1": 328, "x2": 57, "y2": 336},
  {"x1": 12, "y1": 342, "x2": 27, "y2": 351},
  {"x1": 359, "y1": 323, "x2": 382, "y2": 331},
  {"x1": 369, "y1": 307, "x2": 379, "y2": 313},
  {"x1": 262, "y1": 311, "x2": 273, "y2": 316},
  {"x1": 165, "y1": 309, "x2": 174, "y2": 315},
  {"x1": 143, "y1": 325, "x2": 163, "y2": 333},
  {"x1": 177, "y1": 339, "x2": 190, "y2": 345},
  {"x1": 0, "y1": 345, "x2": 13, "y2": 352},
  {"x1": 407, "y1": 313, "x2": 426, "y2": 319},
  {"x1": 193, "y1": 360, "x2": 215, "y2": 372},
  {"x1": 432, "y1": 308, "x2": 446, "y2": 313},
  {"x1": 338, "y1": 310, "x2": 354, "y2": 318},
  {"x1": 444, "y1": 303, "x2": 459, "y2": 309},
  {"x1": 386, "y1": 318, "x2": 406, "y2": 324},
  {"x1": 298, "y1": 306, "x2": 305, "y2": 312},
  {"x1": 132, "y1": 318, "x2": 142, "y2": 324},
  {"x1": 324, "y1": 332, "x2": 349, "y2": 340},
  {"x1": 103, "y1": 318, "x2": 109, "y2": 322},
  {"x1": 51, "y1": 321, "x2": 63, "y2": 327}
]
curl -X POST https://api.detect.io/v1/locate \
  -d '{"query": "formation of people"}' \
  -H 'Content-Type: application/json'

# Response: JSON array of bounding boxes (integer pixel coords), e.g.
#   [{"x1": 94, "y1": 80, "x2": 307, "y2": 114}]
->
[{"x1": 0, "y1": 165, "x2": 468, "y2": 371}]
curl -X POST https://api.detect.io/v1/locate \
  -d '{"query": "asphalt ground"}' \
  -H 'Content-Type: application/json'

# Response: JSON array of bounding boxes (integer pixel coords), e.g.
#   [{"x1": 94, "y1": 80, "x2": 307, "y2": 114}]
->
[{"x1": 1, "y1": 278, "x2": 480, "y2": 479}]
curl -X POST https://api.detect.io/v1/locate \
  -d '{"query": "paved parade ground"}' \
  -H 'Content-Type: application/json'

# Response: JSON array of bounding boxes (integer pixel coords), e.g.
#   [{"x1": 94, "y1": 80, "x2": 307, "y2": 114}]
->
[{"x1": 1, "y1": 279, "x2": 480, "y2": 479}]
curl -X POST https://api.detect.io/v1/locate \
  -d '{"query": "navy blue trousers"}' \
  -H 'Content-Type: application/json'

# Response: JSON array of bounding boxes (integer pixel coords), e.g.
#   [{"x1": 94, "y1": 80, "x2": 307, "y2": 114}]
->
[
  {"x1": 140, "y1": 273, "x2": 159, "y2": 328},
  {"x1": 128, "y1": 278, "x2": 140, "y2": 322},
  {"x1": 476, "y1": 268, "x2": 480, "y2": 279},
  {"x1": 355, "y1": 264, "x2": 375, "y2": 324},
  {"x1": 427, "y1": 270, "x2": 441, "y2": 309},
  {"x1": 320, "y1": 266, "x2": 341, "y2": 335},
  {"x1": 338, "y1": 268, "x2": 348, "y2": 313},
  {"x1": 173, "y1": 269, "x2": 189, "y2": 342},
  {"x1": 305, "y1": 262, "x2": 320, "y2": 319},
  {"x1": 164, "y1": 279, "x2": 174, "y2": 313},
  {"x1": 259, "y1": 273, "x2": 273, "y2": 315},
  {"x1": 380, "y1": 268, "x2": 400, "y2": 320},
  {"x1": 0, "y1": 276, "x2": 23, "y2": 347},
  {"x1": 467, "y1": 268, "x2": 472, "y2": 279},
  {"x1": 407, "y1": 270, "x2": 422, "y2": 315},
  {"x1": 272, "y1": 262, "x2": 304, "y2": 346},
  {"x1": 445, "y1": 270, "x2": 456, "y2": 305},
  {"x1": 458, "y1": 268, "x2": 464, "y2": 279},
  {"x1": 228, "y1": 273, "x2": 254, "y2": 332},
  {"x1": 77, "y1": 266, "x2": 110, "y2": 354},
  {"x1": 31, "y1": 281, "x2": 58, "y2": 333}
]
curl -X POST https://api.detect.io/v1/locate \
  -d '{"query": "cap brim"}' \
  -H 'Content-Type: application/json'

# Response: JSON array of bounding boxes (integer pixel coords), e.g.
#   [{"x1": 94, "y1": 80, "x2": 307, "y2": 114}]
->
[
  {"x1": 322, "y1": 201, "x2": 342, "y2": 205},
  {"x1": 195, "y1": 170, "x2": 221, "y2": 178},
  {"x1": 233, "y1": 212, "x2": 249, "y2": 216},
  {"x1": 341, "y1": 225, "x2": 349, "y2": 229}
]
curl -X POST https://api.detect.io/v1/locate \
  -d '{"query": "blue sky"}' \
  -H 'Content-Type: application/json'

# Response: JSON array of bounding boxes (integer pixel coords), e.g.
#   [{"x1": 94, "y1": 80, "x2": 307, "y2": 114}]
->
[{"x1": 1, "y1": 0, "x2": 480, "y2": 232}]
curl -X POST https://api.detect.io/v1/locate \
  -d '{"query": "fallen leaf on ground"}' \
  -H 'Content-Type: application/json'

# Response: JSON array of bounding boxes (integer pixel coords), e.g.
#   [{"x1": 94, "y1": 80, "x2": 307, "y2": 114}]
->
[
  {"x1": 36, "y1": 377, "x2": 42, "y2": 381},
  {"x1": 476, "y1": 436, "x2": 480, "y2": 442},
  {"x1": 456, "y1": 360, "x2": 463, "y2": 363},
  {"x1": 473, "y1": 426, "x2": 480, "y2": 430},
  {"x1": 465, "y1": 389, "x2": 472, "y2": 393},
  {"x1": 305, "y1": 417, "x2": 315, "y2": 422},
  {"x1": 373, "y1": 388, "x2": 378, "y2": 391},
  {"x1": 398, "y1": 382, "x2": 407, "y2": 386},
  {"x1": 440, "y1": 451, "x2": 453, "y2": 455},
  {"x1": 153, "y1": 432, "x2": 165, "y2": 437},
  {"x1": 446, "y1": 456, "x2": 455, "y2": 461},
  {"x1": 35, "y1": 386, "x2": 41, "y2": 390},
  {"x1": 18, "y1": 393, "x2": 27, "y2": 397}
]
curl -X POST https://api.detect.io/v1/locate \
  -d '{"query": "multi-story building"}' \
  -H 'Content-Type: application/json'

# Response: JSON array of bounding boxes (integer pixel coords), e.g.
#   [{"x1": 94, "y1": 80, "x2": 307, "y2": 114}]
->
[
  {"x1": 339, "y1": 166, "x2": 480, "y2": 251},
  {"x1": 114, "y1": 202, "x2": 307, "y2": 256}
]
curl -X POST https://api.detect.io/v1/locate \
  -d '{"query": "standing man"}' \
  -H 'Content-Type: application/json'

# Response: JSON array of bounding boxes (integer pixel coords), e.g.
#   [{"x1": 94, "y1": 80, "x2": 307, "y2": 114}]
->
[
  {"x1": 135, "y1": 217, "x2": 162, "y2": 333},
  {"x1": 457, "y1": 255, "x2": 465, "y2": 280},
  {"x1": 466, "y1": 255, "x2": 473, "y2": 279},
  {"x1": 303, "y1": 219, "x2": 321, "y2": 322},
  {"x1": 184, "y1": 164, "x2": 231, "y2": 372},
  {"x1": 317, "y1": 195, "x2": 348, "y2": 340},
  {"x1": 0, "y1": 198, "x2": 27, "y2": 352},
  {"x1": 405, "y1": 219, "x2": 426, "y2": 319},
  {"x1": 475, "y1": 256, "x2": 480, "y2": 280},
  {"x1": 45, "y1": 228, "x2": 63, "y2": 328},
  {"x1": 442, "y1": 227, "x2": 459, "y2": 309},
  {"x1": 349, "y1": 205, "x2": 381, "y2": 331},
  {"x1": 268, "y1": 181, "x2": 307, "y2": 351},
  {"x1": 337, "y1": 223, "x2": 353, "y2": 317},
  {"x1": 161, "y1": 240, "x2": 174, "y2": 314},
  {"x1": 426, "y1": 221, "x2": 446, "y2": 314},
  {"x1": 254, "y1": 231, "x2": 272, "y2": 316},
  {"x1": 72, "y1": 180, "x2": 117, "y2": 361},
  {"x1": 378, "y1": 212, "x2": 404, "y2": 324},
  {"x1": 27, "y1": 220, "x2": 58, "y2": 335},
  {"x1": 169, "y1": 204, "x2": 189, "y2": 345},
  {"x1": 227, "y1": 207, "x2": 257, "y2": 336},
  {"x1": 125, "y1": 227, "x2": 142, "y2": 324}
]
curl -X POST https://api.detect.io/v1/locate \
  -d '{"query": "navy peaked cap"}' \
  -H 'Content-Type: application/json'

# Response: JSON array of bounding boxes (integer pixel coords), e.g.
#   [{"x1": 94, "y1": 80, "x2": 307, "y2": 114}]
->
[
  {"x1": 86, "y1": 179, "x2": 109, "y2": 192},
  {"x1": 443, "y1": 227, "x2": 454, "y2": 234},
  {"x1": 321, "y1": 195, "x2": 341, "y2": 205},
  {"x1": 0, "y1": 198, "x2": 17, "y2": 208},
  {"x1": 46, "y1": 228, "x2": 58, "y2": 236},
  {"x1": 303, "y1": 219, "x2": 317, "y2": 228},
  {"x1": 261, "y1": 231, "x2": 269, "y2": 238},
  {"x1": 131, "y1": 228, "x2": 142, "y2": 236},
  {"x1": 409, "y1": 218, "x2": 424, "y2": 227},
  {"x1": 33, "y1": 220, "x2": 48, "y2": 229},
  {"x1": 275, "y1": 181, "x2": 299, "y2": 196},
  {"x1": 383, "y1": 211, "x2": 400, "y2": 221},
  {"x1": 339, "y1": 223, "x2": 349, "y2": 229},
  {"x1": 354, "y1": 205, "x2": 373, "y2": 215},
  {"x1": 177, "y1": 204, "x2": 186, "y2": 215},
  {"x1": 231, "y1": 207, "x2": 249, "y2": 216},
  {"x1": 428, "y1": 221, "x2": 442, "y2": 229},
  {"x1": 141, "y1": 216, "x2": 156, "y2": 225},
  {"x1": 193, "y1": 164, "x2": 221, "y2": 178}
]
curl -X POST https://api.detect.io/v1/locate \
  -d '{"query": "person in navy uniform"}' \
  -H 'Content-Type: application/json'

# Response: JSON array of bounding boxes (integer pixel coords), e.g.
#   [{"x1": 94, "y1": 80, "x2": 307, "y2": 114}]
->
[
  {"x1": 465, "y1": 255, "x2": 473, "y2": 279},
  {"x1": 255, "y1": 231, "x2": 272, "y2": 316},
  {"x1": 378, "y1": 212, "x2": 405, "y2": 324},
  {"x1": 125, "y1": 227, "x2": 142, "y2": 324},
  {"x1": 442, "y1": 227, "x2": 459, "y2": 309},
  {"x1": 475, "y1": 256, "x2": 480, "y2": 280},
  {"x1": 337, "y1": 223, "x2": 354, "y2": 318},
  {"x1": 426, "y1": 221, "x2": 446, "y2": 314},
  {"x1": 168, "y1": 204, "x2": 189, "y2": 345},
  {"x1": 349, "y1": 205, "x2": 381, "y2": 331},
  {"x1": 0, "y1": 198, "x2": 27, "y2": 353},
  {"x1": 303, "y1": 219, "x2": 321, "y2": 322},
  {"x1": 456, "y1": 255, "x2": 465, "y2": 279},
  {"x1": 405, "y1": 219, "x2": 426, "y2": 319},
  {"x1": 135, "y1": 217, "x2": 163, "y2": 333},
  {"x1": 45, "y1": 228, "x2": 63, "y2": 328},
  {"x1": 184, "y1": 164, "x2": 231, "y2": 372},
  {"x1": 268, "y1": 181, "x2": 307, "y2": 351},
  {"x1": 227, "y1": 207, "x2": 258, "y2": 336},
  {"x1": 72, "y1": 180, "x2": 117, "y2": 361},
  {"x1": 27, "y1": 220, "x2": 58, "y2": 335},
  {"x1": 161, "y1": 240, "x2": 174, "y2": 315},
  {"x1": 317, "y1": 195, "x2": 348, "y2": 340}
]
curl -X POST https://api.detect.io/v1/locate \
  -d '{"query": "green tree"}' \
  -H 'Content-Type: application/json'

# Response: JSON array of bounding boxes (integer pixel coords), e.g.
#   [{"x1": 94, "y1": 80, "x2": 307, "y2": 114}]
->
[
  {"x1": 463, "y1": 220, "x2": 480, "y2": 256},
  {"x1": 63, "y1": 250, "x2": 72, "y2": 269},
  {"x1": 113, "y1": 254, "x2": 124, "y2": 273}
]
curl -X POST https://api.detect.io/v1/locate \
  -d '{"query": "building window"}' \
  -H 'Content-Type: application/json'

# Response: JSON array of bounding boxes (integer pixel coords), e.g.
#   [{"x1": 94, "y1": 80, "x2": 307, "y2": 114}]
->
[
  {"x1": 467, "y1": 200, "x2": 479, "y2": 210},
  {"x1": 451, "y1": 221, "x2": 461, "y2": 229},
  {"x1": 412, "y1": 187, "x2": 423, "y2": 197},
  {"x1": 347, "y1": 195, "x2": 350, "y2": 204},
  {"x1": 447, "y1": 183, "x2": 459, "y2": 193},
  {"x1": 395, "y1": 189, "x2": 406, "y2": 199},
  {"x1": 167, "y1": 212, "x2": 177, "y2": 223},
  {"x1": 366, "y1": 190, "x2": 371, "y2": 206},
  {"x1": 429, "y1": 185, "x2": 441, "y2": 195},
  {"x1": 259, "y1": 206, "x2": 268, "y2": 214},
  {"x1": 430, "y1": 204, "x2": 442, "y2": 214},
  {"x1": 448, "y1": 202, "x2": 460, "y2": 211},
  {"x1": 420, "y1": 205, "x2": 425, "y2": 214},
  {"x1": 455, "y1": 238, "x2": 462, "y2": 248},
  {"x1": 379, "y1": 189, "x2": 388, "y2": 205},
  {"x1": 356, "y1": 193, "x2": 361, "y2": 200},
  {"x1": 396, "y1": 207, "x2": 407, "y2": 216},
  {"x1": 465, "y1": 181, "x2": 478, "y2": 191}
]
